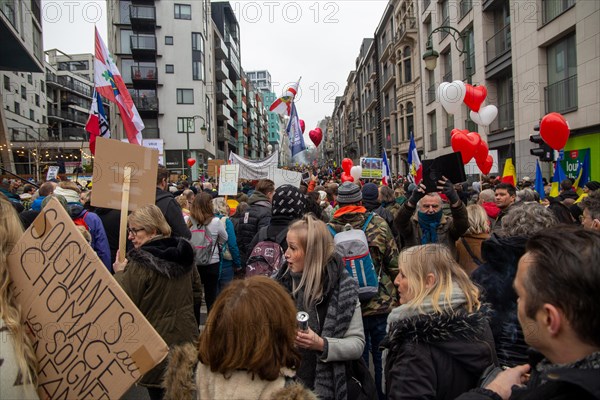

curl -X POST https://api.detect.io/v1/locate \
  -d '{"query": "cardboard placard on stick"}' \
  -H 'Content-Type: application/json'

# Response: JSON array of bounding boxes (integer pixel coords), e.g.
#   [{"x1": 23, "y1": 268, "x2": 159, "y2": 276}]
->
[
  {"x1": 218, "y1": 164, "x2": 239, "y2": 196},
  {"x1": 207, "y1": 159, "x2": 225, "y2": 178},
  {"x1": 91, "y1": 137, "x2": 158, "y2": 210},
  {"x1": 7, "y1": 198, "x2": 169, "y2": 400}
]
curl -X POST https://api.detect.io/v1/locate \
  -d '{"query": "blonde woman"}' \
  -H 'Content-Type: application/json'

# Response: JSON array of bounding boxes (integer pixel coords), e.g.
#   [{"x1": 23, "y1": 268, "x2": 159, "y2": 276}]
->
[
  {"x1": 456, "y1": 204, "x2": 491, "y2": 275},
  {"x1": 382, "y1": 244, "x2": 496, "y2": 400},
  {"x1": 274, "y1": 214, "x2": 365, "y2": 400},
  {"x1": 0, "y1": 196, "x2": 39, "y2": 399}
]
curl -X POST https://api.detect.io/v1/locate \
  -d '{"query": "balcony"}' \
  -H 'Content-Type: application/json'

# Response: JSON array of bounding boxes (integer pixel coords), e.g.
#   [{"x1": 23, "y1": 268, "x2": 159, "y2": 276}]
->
[
  {"x1": 486, "y1": 25, "x2": 511, "y2": 64},
  {"x1": 217, "y1": 127, "x2": 229, "y2": 142},
  {"x1": 463, "y1": 54, "x2": 475, "y2": 83},
  {"x1": 427, "y1": 83, "x2": 436, "y2": 105},
  {"x1": 215, "y1": 82, "x2": 227, "y2": 101},
  {"x1": 489, "y1": 102, "x2": 514, "y2": 133},
  {"x1": 130, "y1": 34, "x2": 156, "y2": 60},
  {"x1": 130, "y1": 91, "x2": 158, "y2": 115},
  {"x1": 214, "y1": 36, "x2": 228, "y2": 59},
  {"x1": 459, "y1": 0, "x2": 472, "y2": 19},
  {"x1": 443, "y1": 71, "x2": 452, "y2": 83},
  {"x1": 381, "y1": 69, "x2": 395, "y2": 91},
  {"x1": 47, "y1": 108, "x2": 88, "y2": 125},
  {"x1": 131, "y1": 65, "x2": 157, "y2": 88},
  {"x1": 397, "y1": 17, "x2": 417, "y2": 42},
  {"x1": 52, "y1": 127, "x2": 88, "y2": 142},
  {"x1": 46, "y1": 74, "x2": 92, "y2": 98},
  {"x1": 215, "y1": 60, "x2": 228, "y2": 80},
  {"x1": 129, "y1": 5, "x2": 156, "y2": 31},
  {"x1": 545, "y1": 75, "x2": 578, "y2": 114},
  {"x1": 439, "y1": 17, "x2": 450, "y2": 40},
  {"x1": 217, "y1": 107, "x2": 231, "y2": 121}
]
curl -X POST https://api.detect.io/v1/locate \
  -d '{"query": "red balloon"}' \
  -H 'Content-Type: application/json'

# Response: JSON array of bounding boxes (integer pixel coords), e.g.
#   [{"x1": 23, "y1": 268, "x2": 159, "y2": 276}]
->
[
  {"x1": 540, "y1": 112, "x2": 570, "y2": 150},
  {"x1": 342, "y1": 158, "x2": 353, "y2": 174},
  {"x1": 477, "y1": 154, "x2": 494, "y2": 175},
  {"x1": 300, "y1": 119, "x2": 305, "y2": 133},
  {"x1": 451, "y1": 131, "x2": 481, "y2": 164},
  {"x1": 341, "y1": 172, "x2": 354, "y2": 183},
  {"x1": 474, "y1": 139, "x2": 489, "y2": 165},
  {"x1": 187, "y1": 158, "x2": 196, "y2": 167},
  {"x1": 451, "y1": 128, "x2": 469, "y2": 138},
  {"x1": 463, "y1": 84, "x2": 487, "y2": 112},
  {"x1": 309, "y1": 128, "x2": 323, "y2": 147}
]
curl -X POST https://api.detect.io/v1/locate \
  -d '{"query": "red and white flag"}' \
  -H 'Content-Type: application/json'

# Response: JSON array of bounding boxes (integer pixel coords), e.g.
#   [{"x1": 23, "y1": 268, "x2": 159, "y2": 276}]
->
[
  {"x1": 86, "y1": 89, "x2": 111, "y2": 154},
  {"x1": 93, "y1": 27, "x2": 144, "y2": 146},
  {"x1": 382, "y1": 150, "x2": 391, "y2": 186},
  {"x1": 269, "y1": 82, "x2": 299, "y2": 116}
]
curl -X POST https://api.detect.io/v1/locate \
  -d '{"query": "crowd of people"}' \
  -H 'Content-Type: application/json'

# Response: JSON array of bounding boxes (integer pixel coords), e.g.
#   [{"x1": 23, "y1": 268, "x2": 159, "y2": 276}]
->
[{"x1": 1, "y1": 167, "x2": 599, "y2": 400}]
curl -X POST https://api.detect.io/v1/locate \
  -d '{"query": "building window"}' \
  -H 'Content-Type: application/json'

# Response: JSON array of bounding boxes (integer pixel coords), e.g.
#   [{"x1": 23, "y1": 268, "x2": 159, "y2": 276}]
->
[
  {"x1": 165, "y1": 36, "x2": 173, "y2": 45},
  {"x1": 442, "y1": 50, "x2": 452, "y2": 82},
  {"x1": 176, "y1": 89, "x2": 194, "y2": 104},
  {"x1": 177, "y1": 117, "x2": 195, "y2": 133},
  {"x1": 27, "y1": 74, "x2": 33, "y2": 84},
  {"x1": 543, "y1": 0, "x2": 575, "y2": 25},
  {"x1": 21, "y1": 85, "x2": 26, "y2": 100},
  {"x1": 3, "y1": 75, "x2": 9, "y2": 90},
  {"x1": 120, "y1": 29, "x2": 133, "y2": 54},
  {"x1": 462, "y1": 27, "x2": 475, "y2": 82},
  {"x1": 399, "y1": 104, "x2": 405, "y2": 141},
  {"x1": 14, "y1": 102, "x2": 20, "y2": 115},
  {"x1": 429, "y1": 111, "x2": 437, "y2": 151},
  {"x1": 29, "y1": 110, "x2": 34, "y2": 120},
  {"x1": 545, "y1": 33, "x2": 577, "y2": 113},
  {"x1": 35, "y1": 94, "x2": 40, "y2": 106},
  {"x1": 174, "y1": 4, "x2": 191, "y2": 20},
  {"x1": 192, "y1": 32, "x2": 205, "y2": 81},
  {"x1": 403, "y1": 46, "x2": 412, "y2": 83},
  {"x1": 41, "y1": 81, "x2": 45, "y2": 93},
  {"x1": 406, "y1": 102, "x2": 414, "y2": 140},
  {"x1": 444, "y1": 112, "x2": 454, "y2": 147},
  {"x1": 166, "y1": 64, "x2": 174, "y2": 74}
]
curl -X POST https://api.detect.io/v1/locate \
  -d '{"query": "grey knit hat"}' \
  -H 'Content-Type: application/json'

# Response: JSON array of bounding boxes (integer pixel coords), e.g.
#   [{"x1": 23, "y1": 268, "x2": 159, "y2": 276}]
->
[
  {"x1": 337, "y1": 182, "x2": 362, "y2": 204},
  {"x1": 272, "y1": 185, "x2": 306, "y2": 218}
]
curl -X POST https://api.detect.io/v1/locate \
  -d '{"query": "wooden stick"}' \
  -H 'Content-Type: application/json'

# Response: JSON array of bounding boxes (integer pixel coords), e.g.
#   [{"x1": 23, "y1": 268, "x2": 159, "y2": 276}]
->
[{"x1": 118, "y1": 166, "x2": 132, "y2": 263}]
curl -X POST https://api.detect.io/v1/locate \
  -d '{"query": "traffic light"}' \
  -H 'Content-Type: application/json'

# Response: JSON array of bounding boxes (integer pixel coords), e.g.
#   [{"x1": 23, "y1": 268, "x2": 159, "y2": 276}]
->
[{"x1": 530, "y1": 124, "x2": 554, "y2": 162}]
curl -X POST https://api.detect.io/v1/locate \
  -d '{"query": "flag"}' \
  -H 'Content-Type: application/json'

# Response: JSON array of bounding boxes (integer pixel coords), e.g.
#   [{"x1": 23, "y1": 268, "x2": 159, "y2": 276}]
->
[
  {"x1": 86, "y1": 89, "x2": 111, "y2": 154},
  {"x1": 382, "y1": 150, "x2": 391, "y2": 186},
  {"x1": 93, "y1": 27, "x2": 144, "y2": 146},
  {"x1": 534, "y1": 161, "x2": 545, "y2": 200},
  {"x1": 287, "y1": 103, "x2": 306, "y2": 157},
  {"x1": 549, "y1": 161, "x2": 567, "y2": 198},
  {"x1": 573, "y1": 150, "x2": 590, "y2": 196},
  {"x1": 407, "y1": 133, "x2": 422, "y2": 184},
  {"x1": 269, "y1": 82, "x2": 299, "y2": 116},
  {"x1": 501, "y1": 158, "x2": 516, "y2": 187}
]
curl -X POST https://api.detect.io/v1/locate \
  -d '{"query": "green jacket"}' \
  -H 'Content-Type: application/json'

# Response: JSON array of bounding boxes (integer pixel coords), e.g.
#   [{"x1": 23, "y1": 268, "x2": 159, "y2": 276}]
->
[{"x1": 328, "y1": 206, "x2": 400, "y2": 317}]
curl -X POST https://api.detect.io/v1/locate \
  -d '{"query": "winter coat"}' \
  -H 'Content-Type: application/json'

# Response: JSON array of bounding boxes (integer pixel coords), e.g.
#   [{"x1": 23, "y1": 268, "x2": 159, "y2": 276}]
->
[
  {"x1": 382, "y1": 309, "x2": 496, "y2": 400},
  {"x1": 0, "y1": 318, "x2": 40, "y2": 400},
  {"x1": 236, "y1": 191, "x2": 272, "y2": 266},
  {"x1": 329, "y1": 206, "x2": 400, "y2": 317},
  {"x1": 456, "y1": 232, "x2": 490, "y2": 275},
  {"x1": 384, "y1": 201, "x2": 402, "y2": 219},
  {"x1": 114, "y1": 236, "x2": 200, "y2": 387},
  {"x1": 471, "y1": 234, "x2": 529, "y2": 367},
  {"x1": 247, "y1": 214, "x2": 295, "y2": 254},
  {"x1": 155, "y1": 188, "x2": 192, "y2": 240},
  {"x1": 92, "y1": 207, "x2": 122, "y2": 267},
  {"x1": 395, "y1": 201, "x2": 469, "y2": 255},
  {"x1": 363, "y1": 198, "x2": 397, "y2": 237},
  {"x1": 218, "y1": 214, "x2": 241, "y2": 270},
  {"x1": 68, "y1": 203, "x2": 112, "y2": 270}
]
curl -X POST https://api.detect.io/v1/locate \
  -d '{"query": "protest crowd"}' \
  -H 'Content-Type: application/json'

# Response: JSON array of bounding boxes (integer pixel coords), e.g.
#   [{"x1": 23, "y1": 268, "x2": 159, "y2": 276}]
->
[{"x1": 1, "y1": 165, "x2": 599, "y2": 400}]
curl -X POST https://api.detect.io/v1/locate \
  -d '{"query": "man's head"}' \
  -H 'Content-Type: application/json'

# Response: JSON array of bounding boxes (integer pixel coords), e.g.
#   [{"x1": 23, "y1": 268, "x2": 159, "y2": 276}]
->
[
  {"x1": 156, "y1": 165, "x2": 169, "y2": 190},
  {"x1": 494, "y1": 182, "x2": 516, "y2": 210},
  {"x1": 560, "y1": 178, "x2": 573, "y2": 192},
  {"x1": 38, "y1": 182, "x2": 56, "y2": 197},
  {"x1": 255, "y1": 179, "x2": 275, "y2": 202},
  {"x1": 336, "y1": 182, "x2": 362, "y2": 206},
  {"x1": 477, "y1": 188, "x2": 495, "y2": 204},
  {"x1": 417, "y1": 193, "x2": 442, "y2": 215},
  {"x1": 580, "y1": 190, "x2": 600, "y2": 231},
  {"x1": 515, "y1": 226, "x2": 600, "y2": 363},
  {"x1": 22, "y1": 184, "x2": 36, "y2": 195}
]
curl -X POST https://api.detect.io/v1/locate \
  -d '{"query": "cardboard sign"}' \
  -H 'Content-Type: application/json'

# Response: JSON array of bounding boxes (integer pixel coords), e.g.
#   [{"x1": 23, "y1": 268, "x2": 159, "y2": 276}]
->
[
  {"x1": 7, "y1": 198, "x2": 168, "y2": 400},
  {"x1": 422, "y1": 152, "x2": 467, "y2": 193},
  {"x1": 208, "y1": 159, "x2": 225, "y2": 178},
  {"x1": 218, "y1": 164, "x2": 239, "y2": 196},
  {"x1": 46, "y1": 166, "x2": 60, "y2": 181},
  {"x1": 91, "y1": 137, "x2": 158, "y2": 210}
]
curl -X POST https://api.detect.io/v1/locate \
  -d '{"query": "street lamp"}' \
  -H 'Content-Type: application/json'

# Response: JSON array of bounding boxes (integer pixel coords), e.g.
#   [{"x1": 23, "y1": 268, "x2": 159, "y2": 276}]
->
[{"x1": 422, "y1": 26, "x2": 469, "y2": 72}]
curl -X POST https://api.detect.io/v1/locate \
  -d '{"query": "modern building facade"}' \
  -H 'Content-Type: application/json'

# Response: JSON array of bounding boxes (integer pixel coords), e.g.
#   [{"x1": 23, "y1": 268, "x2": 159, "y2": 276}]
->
[{"x1": 246, "y1": 70, "x2": 272, "y2": 93}]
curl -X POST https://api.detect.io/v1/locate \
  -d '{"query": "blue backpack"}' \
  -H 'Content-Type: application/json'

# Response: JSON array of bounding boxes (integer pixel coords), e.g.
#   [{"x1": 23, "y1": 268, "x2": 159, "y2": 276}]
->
[{"x1": 328, "y1": 213, "x2": 379, "y2": 302}]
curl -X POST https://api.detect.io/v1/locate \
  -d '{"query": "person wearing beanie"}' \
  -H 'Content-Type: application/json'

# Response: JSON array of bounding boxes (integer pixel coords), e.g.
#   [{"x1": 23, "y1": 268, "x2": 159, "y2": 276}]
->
[
  {"x1": 361, "y1": 183, "x2": 395, "y2": 238},
  {"x1": 247, "y1": 184, "x2": 306, "y2": 254},
  {"x1": 328, "y1": 182, "x2": 399, "y2": 400}
]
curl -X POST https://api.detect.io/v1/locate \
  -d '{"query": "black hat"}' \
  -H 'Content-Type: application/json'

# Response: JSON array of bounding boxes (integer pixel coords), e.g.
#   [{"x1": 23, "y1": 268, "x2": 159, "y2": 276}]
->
[
  {"x1": 272, "y1": 185, "x2": 306, "y2": 218},
  {"x1": 362, "y1": 183, "x2": 379, "y2": 201},
  {"x1": 337, "y1": 182, "x2": 362, "y2": 204},
  {"x1": 585, "y1": 181, "x2": 600, "y2": 191}
]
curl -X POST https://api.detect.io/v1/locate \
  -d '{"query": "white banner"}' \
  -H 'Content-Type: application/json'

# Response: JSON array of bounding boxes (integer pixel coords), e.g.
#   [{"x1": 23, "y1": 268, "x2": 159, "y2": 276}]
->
[
  {"x1": 219, "y1": 164, "x2": 239, "y2": 196},
  {"x1": 228, "y1": 151, "x2": 279, "y2": 180}
]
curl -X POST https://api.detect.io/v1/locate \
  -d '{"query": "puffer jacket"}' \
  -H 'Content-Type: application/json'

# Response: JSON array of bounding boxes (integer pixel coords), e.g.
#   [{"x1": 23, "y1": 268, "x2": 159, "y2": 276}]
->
[
  {"x1": 68, "y1": 203, "x2": 112, "y2": 270},
  {"x1": 155, "y1": 188, "x2": 191, "y2": 239},
  {"x1": 114, "y1": 236, "x2": 200, "y2": 387},
  {"x1": 395, "y1": 201, "x2": 469, "y2": 255},
  {"x1": 328, "y1": 206, "x2": 400, "y2": 317},
  {"x1": 382, "y1": 309, "x2": 496, "y2": 400},
  {"x1": 236, "y1": 191, "x2": 272, "y2": 266}
]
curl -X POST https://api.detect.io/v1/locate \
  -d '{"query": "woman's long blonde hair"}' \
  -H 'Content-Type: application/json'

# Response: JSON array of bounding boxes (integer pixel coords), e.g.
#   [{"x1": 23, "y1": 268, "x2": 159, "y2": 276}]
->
[
  {"x1": 399, "y1": 244, "x2": 481, "y2": 313},
  {"x1": 287, "y1": 214, "x2": 335, "y2": 310},
  {"x1": 0, "y1": 196, "x2": 38, "y2": 385}
]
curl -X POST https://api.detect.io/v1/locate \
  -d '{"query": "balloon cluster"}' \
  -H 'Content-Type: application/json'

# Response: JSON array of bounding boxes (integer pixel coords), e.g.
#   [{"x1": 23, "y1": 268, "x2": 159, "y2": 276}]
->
[
  {"x1": 340, "y1": 158, "x2": 363, "y2": 183},
  {"x1": 437, "y1": 81, "x2": 497, "y2": 127}
]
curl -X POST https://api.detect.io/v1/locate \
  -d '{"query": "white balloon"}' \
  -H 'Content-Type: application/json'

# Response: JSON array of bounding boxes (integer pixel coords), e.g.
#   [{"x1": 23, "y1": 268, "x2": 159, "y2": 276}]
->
[
  {"x1": 350, "y1": 166, "x2": 362, "y2": 182},
  {"x1": 437, "y1": 81, "x2": 466, "y2": 114},
  {"x1": 470, "y1": 105, "x2": 498, "y2": 127}
]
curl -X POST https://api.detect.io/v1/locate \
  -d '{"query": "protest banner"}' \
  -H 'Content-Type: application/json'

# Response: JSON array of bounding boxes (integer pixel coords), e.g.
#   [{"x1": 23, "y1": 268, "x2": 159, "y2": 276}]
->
[
  {"x1": 271, "y1": 168, "x2": 302, "y2": 188},
  {"x1": 218, "y1": 164, "x2": 239, "y2": 196},
  {"x1": 360, "y1": 157, "x2": 383, "y2": 179},
  {"x1": 229, "y1": 151, "x2": 279, "y2": 180},
  {"x1": 7, "y1": 198, "x2": 169, "y2": 399},
  {"x1": 46, "y1": 166, "x2": 60, "y2": 181},
  {"x1": 208, "y1": 159, "x2": 225, "y2": 178}
]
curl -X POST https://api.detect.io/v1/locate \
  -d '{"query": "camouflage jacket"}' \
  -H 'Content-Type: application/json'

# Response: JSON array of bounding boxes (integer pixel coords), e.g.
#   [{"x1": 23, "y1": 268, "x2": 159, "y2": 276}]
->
[{"x1": 328, "y1": 206, "x2": 400, "y2": 317}]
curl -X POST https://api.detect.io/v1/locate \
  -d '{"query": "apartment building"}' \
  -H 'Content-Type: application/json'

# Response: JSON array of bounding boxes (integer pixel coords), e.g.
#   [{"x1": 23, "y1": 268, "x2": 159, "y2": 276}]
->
[{"x1": 246, "y1": 70, "x2": 272, "y2": 93}]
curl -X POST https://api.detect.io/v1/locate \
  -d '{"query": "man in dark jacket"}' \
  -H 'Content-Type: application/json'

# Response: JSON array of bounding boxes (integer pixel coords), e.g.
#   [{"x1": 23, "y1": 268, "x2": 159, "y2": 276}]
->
[
  {"x1": 394, "y1": 177, "x2": 468, "y2": 254},
  {"x1": 457, "y1": 226, "x2": 600, "y2": 400},
  {"x1": 236, "y1": 179, "x2": 275, "y2": 272},
  {"x1": 155, "y1": 166, "x2": 191, "y2": 240},
  {"x1": 492, "y1": 183, "x2": 516, "y2": 232}
]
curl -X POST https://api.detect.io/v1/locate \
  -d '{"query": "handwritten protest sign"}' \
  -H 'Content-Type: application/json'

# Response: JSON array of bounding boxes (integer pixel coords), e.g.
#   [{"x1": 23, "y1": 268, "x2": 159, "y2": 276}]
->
[
  {"x1": 271, "y1": 168, "x2": 302, "y2": 188},
  {"x1": 218, "y1": 164, "x2": 239, "y2": 196},
  {"x1": 7, "y1": 198, "x2": 169, "y2": 399},
  {"x1": 208, "y1": 159, "x2": 225, "y2": 178}
]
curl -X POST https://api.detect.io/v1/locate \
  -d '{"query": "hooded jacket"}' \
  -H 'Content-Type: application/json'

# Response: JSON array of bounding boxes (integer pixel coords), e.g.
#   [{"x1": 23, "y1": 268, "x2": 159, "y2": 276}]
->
[
  {"x1": 155, "y1": 187, "x2": 192, "y2": 240},
  {"x1": 114, "y1": 236, "x2": 200, "y2": 387},
  {"x1": 382, "y1": 309, "x2": 496, "y2": 400},
  {"x1": 236, "y1": 191, "x2": 272, "y2": 266},
  {"x1": 471, "y1": 234, "x2": 529, "y2": 367},
  {"x1": 68, "y1": 203, "x2": 112, "y2": 270}
]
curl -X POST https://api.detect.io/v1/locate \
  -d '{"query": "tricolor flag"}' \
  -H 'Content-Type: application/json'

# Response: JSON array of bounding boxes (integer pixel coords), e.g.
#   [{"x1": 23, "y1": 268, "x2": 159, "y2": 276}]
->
[
  {"x1": 382, "y1": 150, "x2": 391, "y2": 186},
  {"x1": 501, "y1": 158, "x2": 517, "y2": 187},
  {"x1": 549, "y1": 159, "x2": 567, "y2": 198},
  {"x1": 286, "y1": 103, "x2": 306, "y2": 157},
  {"x1": 534, "y1": 160, "x2": 545, "y2": 200},
  {"x1": 407, "y1": 133, "x2": 422, "y2": 184},
  {"x1": 93, "y1": 27, "x2": 144, "y2": 147},
  {"x1": 86, "y1": 89, "x2": 111, "y2": 154},
  {"x1": 269, "y1": 82, "x2": 299, "y2": 116}
]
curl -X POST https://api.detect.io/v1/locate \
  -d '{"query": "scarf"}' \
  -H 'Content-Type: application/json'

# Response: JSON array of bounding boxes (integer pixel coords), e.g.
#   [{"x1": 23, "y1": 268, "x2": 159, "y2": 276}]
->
[
  {"x1": 418, "y1": 210, "x2": 443, "y2": 244},
  {"x1": 536, "y1": 351, "x2": 600, "y2": 385}
]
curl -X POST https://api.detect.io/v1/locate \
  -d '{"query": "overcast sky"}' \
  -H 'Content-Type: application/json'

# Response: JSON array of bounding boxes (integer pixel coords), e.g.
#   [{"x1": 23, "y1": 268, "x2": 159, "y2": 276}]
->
[{"x1": 43, "y1": 0, "x2": 388, "y2": 145}]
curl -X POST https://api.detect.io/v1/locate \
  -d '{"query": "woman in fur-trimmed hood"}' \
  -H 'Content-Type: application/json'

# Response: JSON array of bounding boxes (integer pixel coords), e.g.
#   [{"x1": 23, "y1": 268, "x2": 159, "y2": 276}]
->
[
  {"x1": 381, "y1": 244, "x2": 496, "y2": 400},
  {"x1": 113, "y1": 205, "x2": 201, "y2": 400}
]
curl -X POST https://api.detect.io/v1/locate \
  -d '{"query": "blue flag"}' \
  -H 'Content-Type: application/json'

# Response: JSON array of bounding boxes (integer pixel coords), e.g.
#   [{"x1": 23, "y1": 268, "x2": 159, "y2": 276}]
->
[
  {"x1": 287, "y1": 103, "x2": 306, "y2": 157},
  {"x1": 535, "y1": 161, "x2": 545, "y2": 200}
]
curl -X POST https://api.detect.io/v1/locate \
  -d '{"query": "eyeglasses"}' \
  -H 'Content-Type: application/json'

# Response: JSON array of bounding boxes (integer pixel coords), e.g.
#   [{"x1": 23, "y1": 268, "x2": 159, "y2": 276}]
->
[{"x1": 127, "y1": 227, "x2": 145, "y2": 236}]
